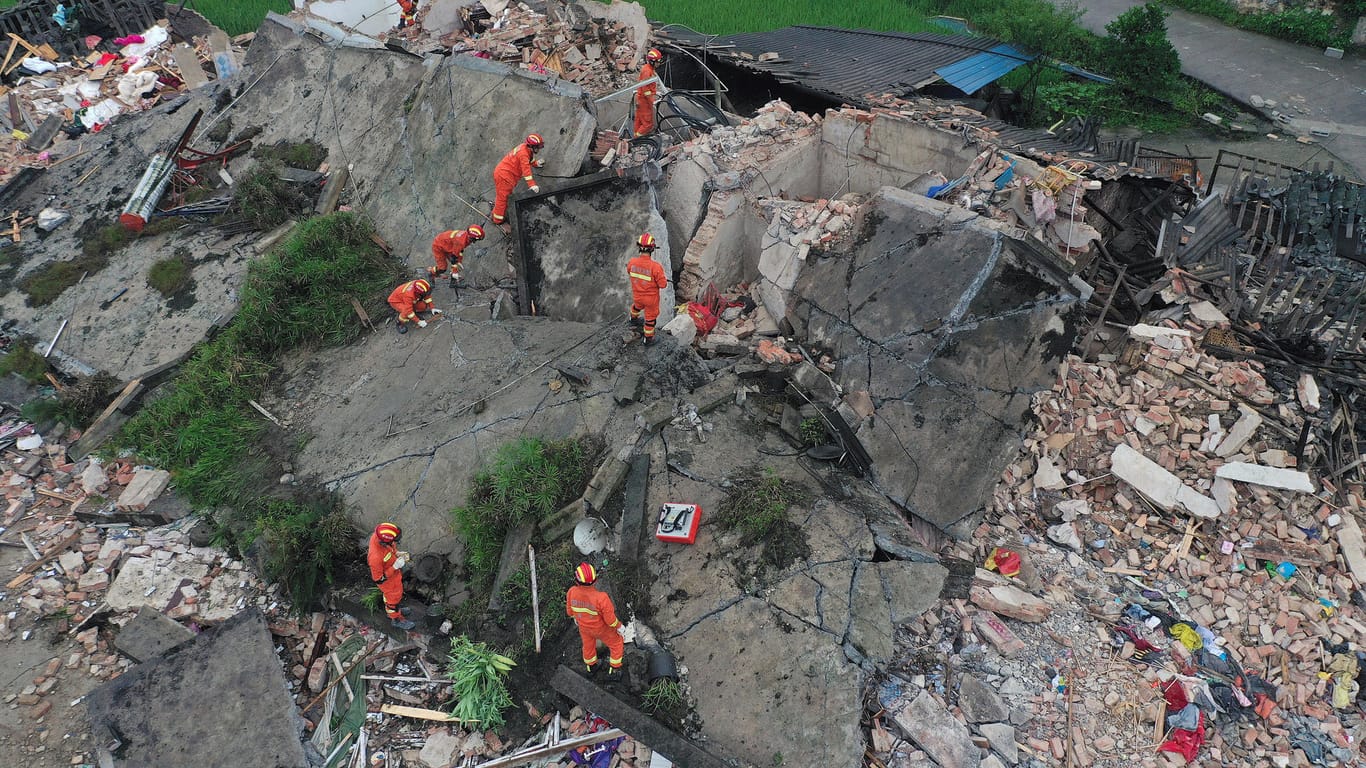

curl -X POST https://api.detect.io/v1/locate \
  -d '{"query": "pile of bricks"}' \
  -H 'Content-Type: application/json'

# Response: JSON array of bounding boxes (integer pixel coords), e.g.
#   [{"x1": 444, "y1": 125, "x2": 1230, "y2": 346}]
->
[{"x1": 878, "y1": 300, "x2": 1366, "y2": 767}]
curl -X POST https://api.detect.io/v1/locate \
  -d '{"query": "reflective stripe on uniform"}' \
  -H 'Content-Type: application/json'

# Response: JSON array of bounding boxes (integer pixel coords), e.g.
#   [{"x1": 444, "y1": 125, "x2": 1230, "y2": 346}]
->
[
  {"x1": 382, "y1": 552, "x2": 393, "y2": 562},
  {"x1": 570, "y1": 606, "x2": 599, "y2": 616},
  {"x1": 609, "y1": 655, "x2": 623, "y2": 665},
  {"x1": 629, "y1": 271, "x2": 652, "y2": 280}
]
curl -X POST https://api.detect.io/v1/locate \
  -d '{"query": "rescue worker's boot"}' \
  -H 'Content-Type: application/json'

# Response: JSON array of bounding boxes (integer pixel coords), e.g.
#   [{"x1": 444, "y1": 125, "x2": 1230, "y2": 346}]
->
[
  {"x1": 399, "y1": 606, "x2": 414, "y2": 617},
  {"x1": 397, "y1": 322, "x2": 408, "y2": 335},
  {"x1": 605, "y1": 666, "x2": 622, "y2": 683},
  {"x1": 643, "y1": 334, "x2": 656, "y2": 346},
  {"x1": 629, "y1": 316, "x2": 643, "y2": 330},
  {"x1": 393, "y1": 617, "x2": 416, "y2": 630}
]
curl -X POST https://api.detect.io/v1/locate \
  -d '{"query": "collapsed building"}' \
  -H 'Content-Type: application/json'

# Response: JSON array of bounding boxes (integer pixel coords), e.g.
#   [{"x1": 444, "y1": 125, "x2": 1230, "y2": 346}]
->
[{"x1": 0, "y1": 1, "x2": 1365, "y2": 767}]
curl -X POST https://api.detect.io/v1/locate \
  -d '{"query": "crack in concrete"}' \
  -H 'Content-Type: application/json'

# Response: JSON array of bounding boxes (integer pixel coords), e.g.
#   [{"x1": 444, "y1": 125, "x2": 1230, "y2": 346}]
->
[
  {"x1": 767, "y1": 595, "x2": 841, "y2": 641},
  {"x1": 665, "y1": 595, "x2": 746, "y2": 640}
]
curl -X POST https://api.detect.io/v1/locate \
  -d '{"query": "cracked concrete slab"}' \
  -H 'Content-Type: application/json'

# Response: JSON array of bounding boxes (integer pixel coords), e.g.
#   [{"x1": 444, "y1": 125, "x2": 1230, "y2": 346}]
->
[{"x1": 793, "y1": 188, "x2": 1081, "y2": 535}]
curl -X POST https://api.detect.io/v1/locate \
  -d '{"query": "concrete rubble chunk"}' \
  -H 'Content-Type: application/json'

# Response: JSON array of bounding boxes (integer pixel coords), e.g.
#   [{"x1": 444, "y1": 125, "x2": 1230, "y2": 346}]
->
[
  {"x1": 892, "y1": 688, "x2": 981, "y2": 768},
  {"x1": 1127, "y1": 324, "x2": 1191, "y2": 340},
  {"x1": 973, "y1": 610, "x2": 1026, "y2": 656},
  {"x1": 80, "y1": 461, "x2": 109, "y2": 494},
  {"x1": 1186, "y1": 300, "x2": 1229, "y2": 326},
  {"x1": 1214, "y1": 404, "x2": 1262, "y2": 458},
  {"x1": 978, "y1": 722, "x2": 1018, "y2": 764},
  {"x1": 1109, "y1": 443, "x2": 1180, "y2": 510},
  {"x1": 116, "y1": 468, "x2": 172, "y2": 511},
  {"x1": 1338, "y1": 514, "x2": 1366, "y2": 587},
  {"x1": 958, "y1": 675, "x2": 1009, "y2": 723},
  {"x1": 1033, "y1": 455, "x2": 1065, "y2": 491},
  {"x1": 114, "y1": 606, "x2": 195, "y2": 663},
  {"x1": 969, "y1": 581, "x2": 1049, "y2": 623},
  {"x1": 1174, "y1": 484, "x2": 1221, "y2": 520},
  {"x1": 1297, "y1": 372, "x2": 1320, "y2": 412},
  {"x1": 1215, "y1": 462, "x2": 1314, "y2": 493},
  {"x1": 106, "y1": 557, "x2": 210, "y2": 612}
]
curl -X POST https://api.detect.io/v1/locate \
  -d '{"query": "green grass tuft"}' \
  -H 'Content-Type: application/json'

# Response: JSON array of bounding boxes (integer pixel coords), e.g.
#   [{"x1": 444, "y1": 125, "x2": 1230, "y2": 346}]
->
[
  {"x1": 0, "y1": 338, "x2": 48, "y2": 383},
  {"x1": 116, "y1": 212, "x2": 400, "y2": 611},
  {"x1": 148, "y1": 252, "x2": 194, "y2": 297}
]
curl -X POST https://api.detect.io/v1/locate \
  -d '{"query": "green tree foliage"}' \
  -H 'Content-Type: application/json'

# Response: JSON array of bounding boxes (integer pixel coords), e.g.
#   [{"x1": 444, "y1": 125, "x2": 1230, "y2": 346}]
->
[{"x1": 1105, "y1": 3, "x2": 1182, "y2": 97}]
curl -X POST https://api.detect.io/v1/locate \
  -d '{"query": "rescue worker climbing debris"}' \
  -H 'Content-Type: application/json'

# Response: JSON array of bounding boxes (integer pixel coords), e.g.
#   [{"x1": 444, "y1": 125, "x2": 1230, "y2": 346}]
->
[
  {"x1": 388, "y1": 278, "x2": 443, "y2": 334},
  {"x1": 427, "y1": 225, "x2": 484, "y2": 286},
  {"x1": 396, "y1": 0, "x2": 417, "y2": 29},
  {"x1": 566, "y1": 562, "x2": 625, "y2": 677},
  {"x1": 368, "y1": 522, "x2": 415, "y2": 630},
  {"x1": 490, "y1": 133, "x2": 544, "y2": 232},
  {"x1": 634, "y1": 48, "x2": 662, "y2": 137},
  {"x1": 627, "y1": 233, "x2": 668, "y2": 346}
]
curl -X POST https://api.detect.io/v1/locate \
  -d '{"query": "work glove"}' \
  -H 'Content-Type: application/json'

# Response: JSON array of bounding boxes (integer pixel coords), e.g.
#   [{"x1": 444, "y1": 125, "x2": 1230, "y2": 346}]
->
[
  {"x1": 417, "y1": 320, "x2": 427, "y2": 329},
  {"x1": 617, "y1": 625, "x2": 626, "y2": 636},
  {"x1": 532, "y1": 159, "x2": 544, "y2": 168},
  {"x1": 394, "y1": 556, "x2": 406, "y2": 570},
  {"x1": 529, "y1": 184, "x2": 541, "y2": 194},
  {"x1": 431, "y1": 308, "x2": 444, "y2": 315}
]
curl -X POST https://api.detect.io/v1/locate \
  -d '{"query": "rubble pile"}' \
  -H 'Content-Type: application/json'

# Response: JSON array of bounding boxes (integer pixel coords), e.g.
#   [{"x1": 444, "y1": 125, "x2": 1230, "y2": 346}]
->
[
  {"x1": 663, "y1": 99, "x2": 819, "y2": 172},
  {"x1": 0, "y1": 19, "x2": 238, "y2": 191},
  {"x1": 871, "y1": 305, "x2": 1366, "y2": 767}
]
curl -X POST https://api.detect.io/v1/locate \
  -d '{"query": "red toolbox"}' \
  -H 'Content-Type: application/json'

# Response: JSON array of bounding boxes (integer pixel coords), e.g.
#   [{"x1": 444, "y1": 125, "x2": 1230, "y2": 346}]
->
[{"x1": 655, "y1": 503, "x2": 702, "y2": 544}]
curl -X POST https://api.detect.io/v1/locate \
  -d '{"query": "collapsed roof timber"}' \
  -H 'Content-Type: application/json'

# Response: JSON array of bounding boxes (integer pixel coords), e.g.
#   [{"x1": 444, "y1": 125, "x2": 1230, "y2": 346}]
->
[{"x1": 0, "y1": 2, "x2": 1365, "y2": 768}]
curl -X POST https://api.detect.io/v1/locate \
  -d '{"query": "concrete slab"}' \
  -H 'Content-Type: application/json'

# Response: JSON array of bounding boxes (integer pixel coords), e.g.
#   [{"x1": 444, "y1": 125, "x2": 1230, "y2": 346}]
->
[
  {"x1": 105, "y1": 556, "x2": 210, "y2": 612},
  {"x1": 114, "y1": 606, "x2": 195, "y2": 663},
  {"x1": 87, "y1": 609, "x2": 307, "y2": 767},
  {"x1": 792, "y1": 188, "x2": 1079, "y2": 535},
  {"x1": 1215, "y1": 462, "x2": 1315, "y2": 493},
  {"x1": 116, "y1": 468, "x2": 172, "y2": 511}
]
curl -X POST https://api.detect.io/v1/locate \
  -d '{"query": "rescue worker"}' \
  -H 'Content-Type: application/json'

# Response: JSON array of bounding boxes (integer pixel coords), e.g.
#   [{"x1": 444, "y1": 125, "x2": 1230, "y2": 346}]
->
[
  {"x1": 396, "y1": 0, "x2": 417, "y2": 29},
  {"x1": 427, "y1": 225, "x2": 485, "y2": 286},
  {"x1": 387, "y1": 278, "x2": 443, "y2": 334},
  {"x1": 490, "y1": 133, "x2": 544, "y2": 232},
  {"x1": 627, "y1": 233, "x2": 668, "y2": 346},
  {"x1": 566, "y1": 562, "x2": 624, "y2": 677},
  {"x1": 634, "y1": 48, "x2": 662, "y2": 137},
  {"x1": 368, "y1": 522, "x2": 415, "y2": 630}
]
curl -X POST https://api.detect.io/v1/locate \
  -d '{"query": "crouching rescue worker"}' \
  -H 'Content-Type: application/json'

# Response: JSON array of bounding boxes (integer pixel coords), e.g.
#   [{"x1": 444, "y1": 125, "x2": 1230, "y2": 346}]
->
[
  {"x1": 368, "y1": 522, "x2": 415, "y2": 630},
  {"x1": 627, "y1": 233, "x2": 668, "y2": 345},
  {"x1": 428, "y1": 224, "x2": 485, "y2": 286},
  {"x1": 567, "y1": 562, "x2": 624, "y2": 677},
  {"x1": 388, "y1": 278, "x2": 443, "y2": 334},
  {"x1": 634, "y1": 48, "x2": 662, "y2": 137},
  {"x1": 490, "y1": 133, "x2": 544, "y2": 232},
  {"x1": 396, "y1": 0, "x2": 417, "y2": 29}
]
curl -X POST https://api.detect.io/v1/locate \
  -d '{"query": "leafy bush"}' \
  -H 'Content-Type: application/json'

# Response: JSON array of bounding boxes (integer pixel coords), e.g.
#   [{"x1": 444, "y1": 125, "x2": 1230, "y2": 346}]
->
[
  {"x1": 0, "y1": 339, "x2": 47, "y2": 383},
  {"x1": 117, "y1": 213, "x2": 398, "y2": 610},
  {"x1": 452, "y1": 437, "x2": 597, "y2": 584},
  {"x1": 445, "y1": 636, "x2": 516, "y2": 728},
  {"x1": 361, "y1": 586, "x2": 384, "y2": 613},
  {"x1": 1164, "y1": 0, "x2": 1354, "y2": 49},
  {"x1": 1105, "y1": 3, "x2": 1181, "y2": 98}
]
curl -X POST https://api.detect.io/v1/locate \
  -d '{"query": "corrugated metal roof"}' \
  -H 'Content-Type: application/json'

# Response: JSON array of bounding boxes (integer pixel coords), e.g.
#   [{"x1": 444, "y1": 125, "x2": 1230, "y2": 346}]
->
[
  {"x1": 934, "y1": 43, "x2": 1034, "y2": 95},
  {"x1": 661, "y1": 26, "x2": 1016, "y2": 100}
]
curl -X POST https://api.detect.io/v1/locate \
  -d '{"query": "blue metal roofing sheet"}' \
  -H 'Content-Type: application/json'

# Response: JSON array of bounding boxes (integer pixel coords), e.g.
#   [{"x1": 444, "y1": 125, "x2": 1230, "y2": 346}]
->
[{"x1": 933, "y1": 43, "x2": 1035, "y2": 94}]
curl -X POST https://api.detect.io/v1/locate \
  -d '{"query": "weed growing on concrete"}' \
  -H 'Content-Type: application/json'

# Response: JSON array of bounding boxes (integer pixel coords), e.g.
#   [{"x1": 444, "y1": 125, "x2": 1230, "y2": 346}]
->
[
  {"x1": 798, "y1": 417, "x2": 827, "y2": 447},
  {"x1": 452, "y1": 437, "x2": 598, "y2": 585},
  {"x1": 147, "y1": 252, "x2": 194, "y2": 297},
  {"x1": 117, "y1": 213, "x2": 398, "y2": 611},
  {"x1": 0, "y1": 338, "x2": 47, "y2": 383},
  {"x1": 20, "y1": 252, "x2": 109, "y2": 307},
  {"x1": 233, "y1": 162, "x2": 300, "y2": 231},
  {"x1": 643, "y1": 678, "x2": 683, "y2": 713},
  {"x1": 360, "y1": 586, "x2": 384, "y2": 613},
  {"x1": 445, "y1": 636, "x2": 516, "y2": 728},
  {"x1": 256, "y1": 140, "x2": 328, "y2": 171},
  {"x1": 497, "y1": 541, "x2": 577, "y2": 660},
  {"x1": 715, "y1": 467, "x2": 811, "y2": 574},
  {"x1": 56, "y1": 372, "x2": 120, "y2": 427}
]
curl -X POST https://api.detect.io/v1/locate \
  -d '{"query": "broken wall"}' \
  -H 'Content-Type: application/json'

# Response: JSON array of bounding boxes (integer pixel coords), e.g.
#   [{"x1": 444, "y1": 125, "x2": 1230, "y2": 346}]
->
[
  {"x1": 793, "y1": 188, "x2": 1081, "y2": 536},
  {"x1": 819, "y1": 112, "x2": 981, "y2": 195}
]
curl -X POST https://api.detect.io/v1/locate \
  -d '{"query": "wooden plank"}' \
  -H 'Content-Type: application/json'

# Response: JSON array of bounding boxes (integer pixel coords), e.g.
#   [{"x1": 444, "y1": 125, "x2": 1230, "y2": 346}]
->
[
  {"x1": 379, "y1": 703, "x2": 481, "y2": 723},
  {"x1": 550, "y1": 665, "x2": 732, "y2": 768},
  {"x1": 25, "y1": 114, "x2": 62, "y2": 151},
  {"x1": 5, "y1": 529, "x2": 81, "y2": 587},
  {"x1": 171, "y1": 43, "x2": 210, "y2": 89},
  {"x1": 0, "y1": 38, "x2": 19, "y2": 77},
  {"x1": 35, "y1": 44, "x2": 58, "y2": 62},
  {"x1": 315, "y1": 166, "x2": 349, "y2": 214},
  {"x1": 69, "y1": 378, "x2": 143, "y2": 459},
  {"x1": 35, "y1": 488, "x2": 81, "y2": 503}
]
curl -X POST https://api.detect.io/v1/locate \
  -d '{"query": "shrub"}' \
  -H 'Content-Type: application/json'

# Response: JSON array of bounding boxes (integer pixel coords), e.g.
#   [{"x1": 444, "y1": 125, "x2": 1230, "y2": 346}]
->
[
  {"x1": 1105, "y1": 3, "x2": 1181, "y2": 98},
  {"x1": 452, "y1": 437, "x2": 597, "y2": 584},
  {"x1": 0, "y1": 339, "x2": 47, "y2": 383},
  {"x1": 445, "y1": 636, "x2": 516, "y2": 728}
]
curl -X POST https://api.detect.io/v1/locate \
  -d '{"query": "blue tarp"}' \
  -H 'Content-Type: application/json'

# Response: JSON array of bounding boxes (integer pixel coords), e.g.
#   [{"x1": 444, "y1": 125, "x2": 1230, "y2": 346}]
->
[{"x1": 934, "y1": 43, "x2": 1035, "y2": 94}]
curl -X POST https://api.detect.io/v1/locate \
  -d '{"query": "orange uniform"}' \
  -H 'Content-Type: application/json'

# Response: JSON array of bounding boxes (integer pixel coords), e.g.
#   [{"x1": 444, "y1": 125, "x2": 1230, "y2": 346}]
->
[
  {"x1": 429, "y1": 229, "x2": 476, "y2": 279},
  {"x1": 566, "y1": 583, "x2": 624, "y2": 670},
  {"x1": 397, "y1": 0, "x2": 417, "y2": 28},
  {"x1": 634, "y1": 62, "x2": 657, "y2": 137},
  {"x1": 627, "y1": 252, "x2": 668, "y2": 339},
  {"x1": 368, "y1": 528, "x2": 404, "y2": 621},
  {"x1": 491, "y1": 143, "x2": 539, "y2": 225},
  {"x1": 387, "y1": 280, "x2": 434, "y2": 324}
]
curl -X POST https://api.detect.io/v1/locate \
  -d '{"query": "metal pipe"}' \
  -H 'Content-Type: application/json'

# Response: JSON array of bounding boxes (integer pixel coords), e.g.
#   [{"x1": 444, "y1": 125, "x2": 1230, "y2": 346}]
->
[{"x1": 43, "y1": 318, "x2": 67, "y2": 358}]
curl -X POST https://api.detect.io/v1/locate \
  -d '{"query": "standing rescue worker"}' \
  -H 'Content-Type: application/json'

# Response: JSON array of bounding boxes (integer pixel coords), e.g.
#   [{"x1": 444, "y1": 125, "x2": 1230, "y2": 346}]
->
[
  {"x1": 634, "y1": 48, "x2": 662, "y2": 137},
  {"x1": 428, "y1": 225, "x2": 485, "y2": 286},
  {"x1": 388, "y1": 278, "x2": 443, "y2": 334},
  {"x1": 627, "y1": 233, "x2": 668, "y2": 345},
  {"x1": 368, "y1": 522, "x2": 415, "y2": 630},
  {"x1": 396, "y1": 0, "x2": 417, "y2": 29},
  {"x1": 566, "y1": 562, "x2": 624, "y2": 677},
  {"x1": 490, "y1": 133, "x2": 544, "y2": 232}
]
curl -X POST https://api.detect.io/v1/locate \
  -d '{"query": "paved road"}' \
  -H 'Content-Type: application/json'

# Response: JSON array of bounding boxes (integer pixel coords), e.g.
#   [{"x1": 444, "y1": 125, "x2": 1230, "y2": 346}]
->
[{"x1": 1058, "y1": 0, "x2": 1366, "y2": 177}]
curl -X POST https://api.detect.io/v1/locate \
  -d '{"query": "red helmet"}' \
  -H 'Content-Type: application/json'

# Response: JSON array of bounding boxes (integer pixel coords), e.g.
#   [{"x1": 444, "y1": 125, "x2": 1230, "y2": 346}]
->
[
  {"x1": 637, "y1": 232, "x2": 657, "y2": 251},
  {"x1": 467, "y1": 224, "x2": 485, "y2": 241},
  {"x1": 574, "y1": 562, "x2": 597, "y2": 585},
  {"x1": 375, "y1": 522, "x2": 401, "y2": 543},
  {"x1": 646, "y1": 48, "x2": 662, "y2": 63},
  {"x1": 412, "y1": 279, "x2": 431, "y2": 295},
  {"x1": 526, "y1": 133, "x2": 544, "y2": 149}
]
